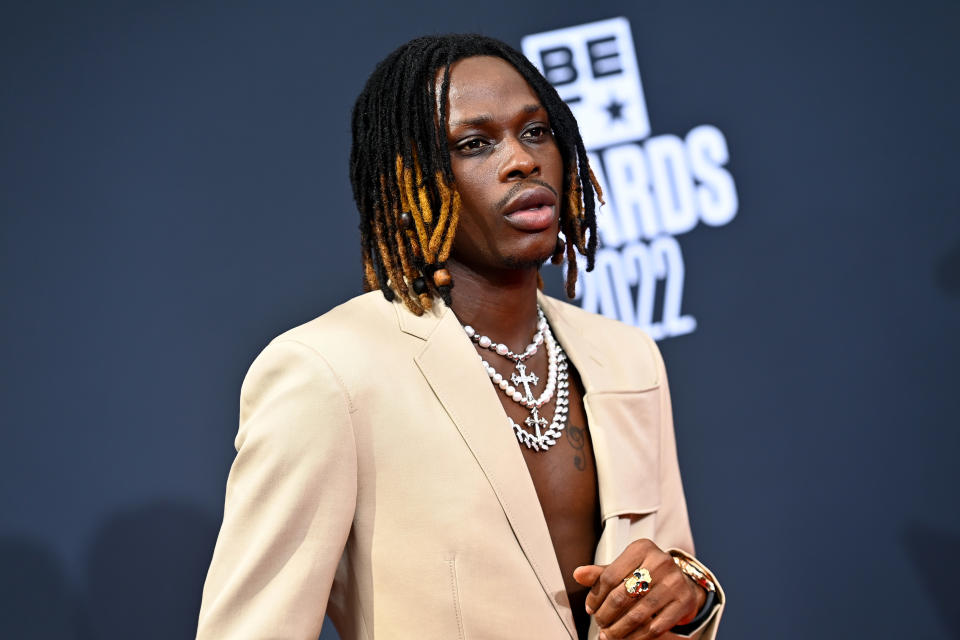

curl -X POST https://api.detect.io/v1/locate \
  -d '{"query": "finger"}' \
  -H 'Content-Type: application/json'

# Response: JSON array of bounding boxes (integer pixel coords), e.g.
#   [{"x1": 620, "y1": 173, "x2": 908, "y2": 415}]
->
[
  {"x1": 585, "y1": 539, "x2": 656, "y2": 616},
  {"x1": 619, "y1": 571, "x2": 701, "y2": 640},
  {"x1": 596, "y1": 582, "x2": 663, "y2": 639},
  {"x1": 592, "y1": 567, "x2": 662, "y2": 629},
  {"x1": 597, "y1": 551, "x2": 694, "y2": 637},
  {"x1": 588, "y1": 567, "x2": 643, "y2": 622},
  {"x1": 629, "y1": 601, "x2": 690, "y2": 640},
  {"x1": 573, "y1": 564, "x2": 604, "y2": 588}
]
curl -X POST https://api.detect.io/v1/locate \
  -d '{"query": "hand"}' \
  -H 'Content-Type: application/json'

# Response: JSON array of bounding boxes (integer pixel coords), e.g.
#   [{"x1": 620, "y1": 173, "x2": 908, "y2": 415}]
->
[{"x1": 573, "y1": 539, "x2": 705, "y2": 639}]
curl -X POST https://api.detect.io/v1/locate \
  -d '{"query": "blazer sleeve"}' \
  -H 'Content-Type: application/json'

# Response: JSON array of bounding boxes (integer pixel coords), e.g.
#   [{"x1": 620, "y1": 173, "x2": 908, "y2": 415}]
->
[
  {"x1": 196, "y1": 339, "x2": 358, "y2": 640},
  {"x1": 644, "y1": 332, "x2": 725, "y2": 639}
]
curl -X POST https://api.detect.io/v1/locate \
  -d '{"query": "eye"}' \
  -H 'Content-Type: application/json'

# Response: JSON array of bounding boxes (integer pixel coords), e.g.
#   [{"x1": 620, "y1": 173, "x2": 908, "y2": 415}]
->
[
  {"x1": 522, "y1": 125, "x2": 551, "y2": 140},
  {"x1": 457, "y1": 137, "x2": 489, "y2": 153}
]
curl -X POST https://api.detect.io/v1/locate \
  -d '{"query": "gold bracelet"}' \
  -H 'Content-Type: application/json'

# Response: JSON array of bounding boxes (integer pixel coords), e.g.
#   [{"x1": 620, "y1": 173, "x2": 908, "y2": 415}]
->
[{"x1": 672, "y1": 554, "x2": 717, "y2": 593}]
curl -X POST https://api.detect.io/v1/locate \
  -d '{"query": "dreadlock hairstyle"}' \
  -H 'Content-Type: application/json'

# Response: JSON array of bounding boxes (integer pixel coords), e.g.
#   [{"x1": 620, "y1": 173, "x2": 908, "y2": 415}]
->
[{"x1": 350, "y1": 33, "x2": 603, "y2": 316}]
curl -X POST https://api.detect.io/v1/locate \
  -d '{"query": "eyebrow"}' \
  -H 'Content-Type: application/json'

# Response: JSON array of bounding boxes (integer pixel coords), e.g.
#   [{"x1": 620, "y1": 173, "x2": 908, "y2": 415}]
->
[{"x1": 450, "y1": 103, "x2": 544, "y2": 128}]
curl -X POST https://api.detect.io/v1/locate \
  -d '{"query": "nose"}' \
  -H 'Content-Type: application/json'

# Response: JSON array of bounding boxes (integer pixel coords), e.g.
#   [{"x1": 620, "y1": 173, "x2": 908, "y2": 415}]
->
[{"x1": 498, "y1": 137, "x2": 539, "y2": 182}]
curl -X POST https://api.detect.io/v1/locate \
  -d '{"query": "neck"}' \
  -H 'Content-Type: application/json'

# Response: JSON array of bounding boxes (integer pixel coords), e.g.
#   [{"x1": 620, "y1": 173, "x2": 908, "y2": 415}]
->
[{"x1": 446, "y1": 260, "x2": 541, "y2": 351}]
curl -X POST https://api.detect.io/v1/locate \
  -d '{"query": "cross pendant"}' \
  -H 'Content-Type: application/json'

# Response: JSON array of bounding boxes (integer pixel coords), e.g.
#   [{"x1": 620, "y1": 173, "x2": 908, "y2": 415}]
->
[
  {"x1": 524, "y1": 408, "x2": 549, "y2": 438},
  {"x1": 511, "y1": 363, "x2": 539, "y2": 400}
]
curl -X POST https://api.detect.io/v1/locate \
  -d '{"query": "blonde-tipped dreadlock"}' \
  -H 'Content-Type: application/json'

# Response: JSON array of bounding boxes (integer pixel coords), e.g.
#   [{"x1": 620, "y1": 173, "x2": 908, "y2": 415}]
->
[{"x1": 351, "y1": 34, "x2": 602, "y2": 315}]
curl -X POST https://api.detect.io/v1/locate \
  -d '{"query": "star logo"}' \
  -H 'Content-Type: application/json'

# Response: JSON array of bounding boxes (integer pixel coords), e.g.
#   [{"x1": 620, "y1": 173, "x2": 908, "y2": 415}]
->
[{"x1": 604, "y1": 96, "x2": 626, "y2": 123}]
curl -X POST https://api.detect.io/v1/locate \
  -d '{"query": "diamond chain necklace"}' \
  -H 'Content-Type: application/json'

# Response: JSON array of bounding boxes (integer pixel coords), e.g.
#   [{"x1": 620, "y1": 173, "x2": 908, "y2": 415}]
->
[{"x1": 463, "y1": 307, "x2": 570, "y2": 451}]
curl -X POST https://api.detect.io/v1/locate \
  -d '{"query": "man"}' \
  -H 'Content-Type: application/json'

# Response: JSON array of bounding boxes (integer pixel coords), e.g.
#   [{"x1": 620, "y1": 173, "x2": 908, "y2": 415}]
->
[{"x1": 198, "y1": 34, "x2": 723, "y2": 640}]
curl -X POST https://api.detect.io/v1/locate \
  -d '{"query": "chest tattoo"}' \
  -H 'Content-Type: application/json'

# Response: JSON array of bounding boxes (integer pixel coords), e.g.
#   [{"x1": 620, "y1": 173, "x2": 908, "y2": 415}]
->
[{"x1": 567, "y1": 424, "x2": 587, "y2": 471}]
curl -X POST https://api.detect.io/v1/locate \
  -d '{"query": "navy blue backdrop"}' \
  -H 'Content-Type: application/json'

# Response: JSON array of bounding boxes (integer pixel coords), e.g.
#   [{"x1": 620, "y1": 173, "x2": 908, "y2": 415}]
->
[{"x1": 2, "y1": 1, "x2": 959, "y2": 638}]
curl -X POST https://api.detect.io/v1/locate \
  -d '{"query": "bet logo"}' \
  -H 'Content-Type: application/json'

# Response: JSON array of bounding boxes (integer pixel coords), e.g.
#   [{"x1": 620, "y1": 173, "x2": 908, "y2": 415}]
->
[
  {"x1": 522, "y1": 17, "x2": 651, "y2": 149},
  {"x1": 523, "y1": 17, "x2": 739, "y2": 340}
]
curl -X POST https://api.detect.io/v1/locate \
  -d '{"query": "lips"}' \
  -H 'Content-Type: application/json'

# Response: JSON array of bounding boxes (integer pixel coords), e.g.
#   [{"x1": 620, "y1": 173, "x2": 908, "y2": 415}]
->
[{"x1": 502, "y1": 187, "x2": 558, "y2": 232}]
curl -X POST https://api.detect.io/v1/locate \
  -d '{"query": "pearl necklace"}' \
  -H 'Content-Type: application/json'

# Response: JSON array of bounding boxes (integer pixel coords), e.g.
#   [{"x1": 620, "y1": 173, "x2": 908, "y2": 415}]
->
[
  {"x1": 464, "y1": 312, "x2": 545, "y2": 363},
  {"x1": 463, "y1": 308, "x2": 570, "y2": 452}
]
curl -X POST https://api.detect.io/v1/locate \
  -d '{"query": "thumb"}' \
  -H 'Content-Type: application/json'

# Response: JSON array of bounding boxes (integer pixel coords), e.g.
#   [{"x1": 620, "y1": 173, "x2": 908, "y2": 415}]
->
[{"x1": 572, "y1": 564, "x2": 605, "y2": 587}]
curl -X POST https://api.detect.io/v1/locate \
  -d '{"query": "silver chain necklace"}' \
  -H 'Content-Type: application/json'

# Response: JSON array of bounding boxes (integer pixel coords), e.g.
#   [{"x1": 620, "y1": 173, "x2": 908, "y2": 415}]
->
[{"x1": 463, "y1": 307, "x2": 570, "y2": 451}]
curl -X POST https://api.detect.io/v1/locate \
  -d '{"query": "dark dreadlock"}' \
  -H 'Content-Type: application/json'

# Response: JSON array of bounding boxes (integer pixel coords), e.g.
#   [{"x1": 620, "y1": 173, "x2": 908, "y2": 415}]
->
[{"x1": 350, "y1": 33, "x2": 602, "y2": 316}]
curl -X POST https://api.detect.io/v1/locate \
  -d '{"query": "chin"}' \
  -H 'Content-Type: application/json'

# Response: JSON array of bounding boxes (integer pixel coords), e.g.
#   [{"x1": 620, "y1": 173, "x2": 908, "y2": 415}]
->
[
  {"x1": 507, "y1": 226, "x2": 559, "y2": 264},
  {"x1": 502, "y1": 255, "x2": 550, "y2": 270},
  {"x1": 501, "y1": 242, "x2": 557, "y2": 270}
]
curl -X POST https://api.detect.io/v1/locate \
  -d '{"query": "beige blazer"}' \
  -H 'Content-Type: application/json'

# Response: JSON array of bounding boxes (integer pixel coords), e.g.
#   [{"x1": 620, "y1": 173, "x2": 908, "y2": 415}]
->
[{"x1": 197, "y1": 291, "x2": 724, "y2": 639}]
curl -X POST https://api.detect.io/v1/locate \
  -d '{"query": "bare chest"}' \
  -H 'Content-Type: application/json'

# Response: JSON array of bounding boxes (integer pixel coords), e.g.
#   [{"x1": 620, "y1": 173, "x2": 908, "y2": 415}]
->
[{"x1": 494, "y1": 359, "x2": 600, "y2": 636}]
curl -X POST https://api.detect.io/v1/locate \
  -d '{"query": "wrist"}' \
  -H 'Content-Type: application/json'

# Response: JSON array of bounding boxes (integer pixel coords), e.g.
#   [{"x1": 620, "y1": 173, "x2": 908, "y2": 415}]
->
[{"x1": 668, "y1": 550, "x2": 721, "y2": 636}]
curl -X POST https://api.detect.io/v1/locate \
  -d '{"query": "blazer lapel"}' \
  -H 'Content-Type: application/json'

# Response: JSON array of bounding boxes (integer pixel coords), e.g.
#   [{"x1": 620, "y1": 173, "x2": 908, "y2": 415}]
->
[
  {"x1": 537, "y1": 292, "x2": 610, "y2": 394},
  {"x1": 405, "y1": 302, "x2": 578, "y2": 639},
  {"x1": 538, "y1": 294, "x2": 661, "y2": 555},
  {"x1": 539, "y1": 295, "x2": 622, "y2": 517}
]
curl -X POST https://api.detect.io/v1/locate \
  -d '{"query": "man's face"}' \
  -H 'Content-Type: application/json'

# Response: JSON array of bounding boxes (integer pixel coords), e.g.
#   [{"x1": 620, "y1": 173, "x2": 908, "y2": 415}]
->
[{"x1": 443, "y1": 55, "x2": 564, "y2": 274}]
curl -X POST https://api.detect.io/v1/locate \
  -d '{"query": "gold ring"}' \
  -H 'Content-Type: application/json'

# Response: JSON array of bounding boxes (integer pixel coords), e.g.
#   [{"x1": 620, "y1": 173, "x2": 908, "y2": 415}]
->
[{"x1": 623, "y1": 567, "x2": 652, "y2": 598}]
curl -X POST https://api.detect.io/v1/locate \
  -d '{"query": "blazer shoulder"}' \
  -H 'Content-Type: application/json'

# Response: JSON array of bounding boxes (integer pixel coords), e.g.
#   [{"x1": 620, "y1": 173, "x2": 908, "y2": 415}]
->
[
  {"x1": 546, "y1": 295, "x2": 645, "y2": 334},
  {"x1": 272, "y1": 291, "x2": 398, "y2": 353},
  {"x1": 543, "y1": 294, "x2": 662, "y2": 374},
  {"x1": 253, "y1": 291, "x2": 430, "y2": 401}
]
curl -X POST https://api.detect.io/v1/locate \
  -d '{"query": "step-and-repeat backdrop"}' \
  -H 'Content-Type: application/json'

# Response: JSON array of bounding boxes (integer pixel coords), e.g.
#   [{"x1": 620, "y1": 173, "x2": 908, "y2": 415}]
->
[{"x1": 2, "y1": 2, "x2": 958, "y2": 638}]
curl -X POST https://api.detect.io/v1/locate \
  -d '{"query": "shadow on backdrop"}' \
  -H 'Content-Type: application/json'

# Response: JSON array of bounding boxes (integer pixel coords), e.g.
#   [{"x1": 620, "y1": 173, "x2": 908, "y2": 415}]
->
[
  {"x1": 79, "y1": 500, "x2": 218, "y2": 640},
  {"x1": 0, "y1": 534, "x2": 77, "y2": 640},
  {"x1": 902, "y1": 522, "x2": 960, "y2": 640}
]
